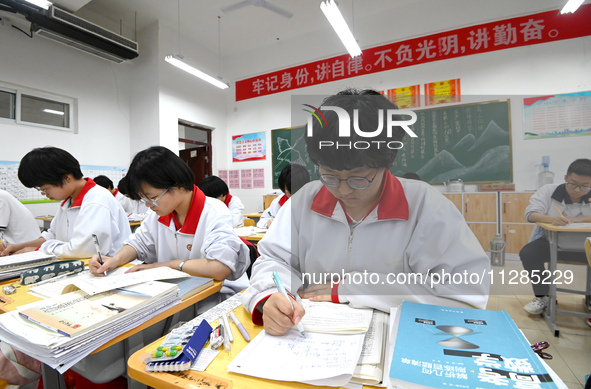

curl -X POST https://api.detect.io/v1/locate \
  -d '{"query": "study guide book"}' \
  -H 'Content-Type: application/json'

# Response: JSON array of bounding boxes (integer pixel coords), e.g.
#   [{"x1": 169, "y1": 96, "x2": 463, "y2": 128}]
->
[
  {"x1": 351, "y1": 310, "x2": 389, "y2": 386},
  {"x1": 389, "y1": 301, "x2": 558, "y2": 389},
  {"x1": 19, "y1": 280, "x2": 179, "y2": 337}
]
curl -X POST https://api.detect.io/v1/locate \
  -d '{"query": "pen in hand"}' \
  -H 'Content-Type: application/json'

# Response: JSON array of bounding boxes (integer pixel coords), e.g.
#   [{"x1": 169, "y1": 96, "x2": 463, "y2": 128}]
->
[
  {"x1": 91, "y1": 234, "x2": 108, "y2": 276},
  {"x1": 272, "y1": 271, "x2": 305, "y2": 337},
  {"x1": 553, "y1": 206, "x2": 570, "y2": 224}
]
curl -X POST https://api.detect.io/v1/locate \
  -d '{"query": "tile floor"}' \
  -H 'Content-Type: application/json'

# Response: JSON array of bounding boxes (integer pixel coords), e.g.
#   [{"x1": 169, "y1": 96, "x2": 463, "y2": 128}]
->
[{"x1": 488, "y1": 260, "x2": 591, "y2": 389}]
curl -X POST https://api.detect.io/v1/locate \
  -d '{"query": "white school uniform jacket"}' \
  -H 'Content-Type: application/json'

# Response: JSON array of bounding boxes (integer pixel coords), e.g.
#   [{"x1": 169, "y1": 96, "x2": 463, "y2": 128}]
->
[
  {"x1": 243, "y1": 172, "x2": 491, "y2": 324},
  {"x1": 125, "y1": 187, "x2": 249, "y2": 295},
  {"x1": 256, "y1": 194, "x2": 289, "y2": 228},
  {"x1": 114, "y1": 189, "x2": 134, "y2": 214},
  {"x1": 40, "y1": 179, "x2": 131, "y2": 258},
  {"x1": 0, "y1": 189, "x2": 41, "y2": 244},
  {"x1": 223, "y1": 194, "x2": 245, "y2": 227}
]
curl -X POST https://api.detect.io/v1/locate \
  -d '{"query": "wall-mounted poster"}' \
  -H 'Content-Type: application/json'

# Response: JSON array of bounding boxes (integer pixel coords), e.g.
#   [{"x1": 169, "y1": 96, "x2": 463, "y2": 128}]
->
[
  {"x1": 425, "y1": 79, "x2": 461, "y2": 106},
  {"x1": 232, "y1": 132, "x2": 266, "y2": 162},
  {"x1": 523, "y1": 91, "x2": 591, "y2": 139},
  {"x1": 380, "y1": 85, "x2": 420, "y2": 108}
]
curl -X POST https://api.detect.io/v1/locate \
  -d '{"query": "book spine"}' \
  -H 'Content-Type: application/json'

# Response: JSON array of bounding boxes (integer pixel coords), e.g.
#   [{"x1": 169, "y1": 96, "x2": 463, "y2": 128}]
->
[{"x1": 18, "y1": 312, "x2": 71, "y2": 337}]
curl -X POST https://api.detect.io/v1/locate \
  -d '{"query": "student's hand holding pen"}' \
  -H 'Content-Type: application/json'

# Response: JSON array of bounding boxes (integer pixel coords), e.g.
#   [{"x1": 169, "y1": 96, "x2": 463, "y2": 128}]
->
[
  {"x1": 89, "y1": 254, "x2": 118, "y2": 276},
  {"x1": 262, "y1": 292, "x2": 306, "y2": 336}
]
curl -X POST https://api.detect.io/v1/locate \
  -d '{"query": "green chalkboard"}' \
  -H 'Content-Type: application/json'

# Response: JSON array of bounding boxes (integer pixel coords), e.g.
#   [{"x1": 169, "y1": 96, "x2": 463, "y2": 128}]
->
[
  {"x1": 271, "y1": 126, "x2": 317, "y2": 189},
  {"x1": 392, "y1": 99, "x2": 512, "y2": 184}
]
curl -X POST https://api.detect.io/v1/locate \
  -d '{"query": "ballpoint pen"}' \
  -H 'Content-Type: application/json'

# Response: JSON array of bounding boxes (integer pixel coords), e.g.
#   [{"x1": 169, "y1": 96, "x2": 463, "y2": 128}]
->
[
  {"x1": 229, "y1": 311, "x2": 251, "y2": 342},
  {"x1": 92, "y1": 234, "x2": 108, "y2": 276},
  {"x1": 272, "y1": 271, "x2": 305, "y2": 337}
]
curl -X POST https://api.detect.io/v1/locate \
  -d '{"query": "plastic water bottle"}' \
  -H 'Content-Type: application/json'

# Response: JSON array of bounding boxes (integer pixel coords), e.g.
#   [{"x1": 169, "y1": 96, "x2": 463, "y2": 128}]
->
[
  {"x1": 490, "y1": 234, "x2": 506, "y2": 266},
  {"x1": 537, "y1": 156, "x2": 554, "y2": 189}
]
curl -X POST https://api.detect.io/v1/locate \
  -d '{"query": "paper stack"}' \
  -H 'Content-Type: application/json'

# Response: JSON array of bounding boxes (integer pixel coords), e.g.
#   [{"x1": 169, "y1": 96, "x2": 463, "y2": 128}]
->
[
  {"x1": 0, "y1": 251, "x2": 55, "y2": 280},
  {"x1": 0, "y1": 280, "x2": 180, "y2": 373}
]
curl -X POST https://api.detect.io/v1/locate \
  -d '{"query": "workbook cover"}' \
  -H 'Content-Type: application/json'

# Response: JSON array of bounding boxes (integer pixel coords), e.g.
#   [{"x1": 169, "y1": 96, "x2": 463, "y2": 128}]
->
[
  {"x1": 19, "y1": 281, "x2": 178, "y2": 337},
  {"x1": 389, "y1": 301, "x2": 557, "y2": 389}
]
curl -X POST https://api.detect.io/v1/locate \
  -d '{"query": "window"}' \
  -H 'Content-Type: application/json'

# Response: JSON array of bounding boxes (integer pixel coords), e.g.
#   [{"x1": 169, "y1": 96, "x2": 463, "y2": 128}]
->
[
  {"x1": 0, "y1": 81, "x2": 76, "y2": 132},
  {"x1": 0, "y1": 89, "x2": 16, "y2": 120}
]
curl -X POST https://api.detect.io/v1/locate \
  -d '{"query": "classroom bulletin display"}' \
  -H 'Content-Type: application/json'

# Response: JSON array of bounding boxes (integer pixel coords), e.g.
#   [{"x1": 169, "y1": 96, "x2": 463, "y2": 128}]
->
[
  {"x1": 523, "y1": 91, "x2": 591, "y2": 139},
  {"x1": 231, "y1": 132, "x2": 266, "y2": 162},
  {"x1": 0, "y1": 161, "x2": 127, "y2": 203}
]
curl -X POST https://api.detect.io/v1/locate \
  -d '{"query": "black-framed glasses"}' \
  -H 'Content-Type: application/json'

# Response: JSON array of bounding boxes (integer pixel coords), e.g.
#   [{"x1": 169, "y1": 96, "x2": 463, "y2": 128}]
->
[
  {"x1": 319, "y1": 169, "x2": 379, "y2": 190},
  {"x1": 140, "y1": 187, "x2": 170, "y2": 207},
  {"x1": 565, "y1": 182, "x2": 591, "y2": 193}
]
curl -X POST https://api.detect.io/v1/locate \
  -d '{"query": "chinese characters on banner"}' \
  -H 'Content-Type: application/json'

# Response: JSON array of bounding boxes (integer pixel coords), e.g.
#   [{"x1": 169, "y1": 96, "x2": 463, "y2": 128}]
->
[
  {"x1": 236, "y1": 5, "x2": 591, "y2": 101},
  {"x1": 425, "y1": 79, "x2": 461, "y2": 106},
  {"x1": 380, "y1": 85, "x2": 421, "y2": 108},
  {"x1": 523, "y1": 91, "x2": 591, "y2": 138},
  {"x1": 232, "y1": 132, "x2": 266, "y2": 162}
]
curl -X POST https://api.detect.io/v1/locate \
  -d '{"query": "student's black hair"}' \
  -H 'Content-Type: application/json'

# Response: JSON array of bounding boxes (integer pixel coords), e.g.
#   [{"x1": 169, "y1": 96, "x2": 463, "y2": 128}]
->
[
  {"x1": 198, "y1": 176, "x2": 229, "y2": 198},
  {"x1": 93, "y1": 175, "x2": 114, "y2": 190},
  {"x1": 402, "y1": 172, "x2": 421, "y2": 180},
  {"x1": 278, "y1": 164, "x2": 310, "y2": 194},
  {"x1": 304, "y1": 88, "x2": 406, "y2": 171},
  {"x1": 125, "y1": 146, "x2": 195, "y2": 201},
  {"x1": 18, "y1": 147, "x2": 83, "y2": 188},
  {"x1": 566, "y1": 159, "x2": 591, "y2": 177},
  {"x1": 117, "y1": 176, "x2": 129, "y2": 195}
]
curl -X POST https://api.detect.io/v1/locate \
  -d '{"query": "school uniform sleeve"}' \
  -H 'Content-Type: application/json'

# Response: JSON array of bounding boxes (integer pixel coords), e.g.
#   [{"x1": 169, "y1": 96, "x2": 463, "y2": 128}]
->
[
  {"x1": 116, "y1": 192, "x2": 134, "y2": 214},
  {"x1": 202, "y1": 203, "x2": 249, "y2": 281},
  {"x1": 124, "y1": 214, "x2": 158, "y2": 263},
  {"x1": 256, "y1": 195, "x2": 281, "y2": 228},
  {"x1": 0, "y1": 199, "x2": 9, "y2": 230},
  {"x1": 524, "y1": 184, "x2": 555, "y2": 221},
  {"x1": 40, "y1": 203, "x2": 123, "y2": 258},
  {"x1": 228, "y1": 196, "x2": 245, "y2": 227}
]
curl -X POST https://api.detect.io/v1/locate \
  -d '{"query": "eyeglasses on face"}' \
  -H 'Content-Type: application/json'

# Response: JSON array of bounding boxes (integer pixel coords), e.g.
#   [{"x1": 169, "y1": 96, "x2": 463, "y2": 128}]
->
[
  {"x1": 319, "y1": 168, "x2": 379, "y2": 190},
  {"x1": 140, "y1": 187, "x2": 170, "y2": 207},
  {"x1": 565, "y1": 182, "x2": 591, "y2": 193},
  {"x1": 34, "y1": 186, "x2": 49, "y2": 194}
]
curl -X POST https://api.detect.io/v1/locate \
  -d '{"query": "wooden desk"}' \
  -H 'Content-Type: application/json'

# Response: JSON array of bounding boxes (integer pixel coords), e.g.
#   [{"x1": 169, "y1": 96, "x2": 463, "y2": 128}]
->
[
  {"x1": 35, "y1": 216, "x2": 53, "y2": 231},
  {"x1": 244, "y1": 212, "x2": 262, "y2": 219},
  {"x1": 242, "y1": 233, "x2": 265, "y2": 243},
  {"x1": 0, "y1": 268, "x2": 222, "y2": 388},
  {"x1": 536, "y1": 222, "x2": 591, "y2": 337},
  {"x1": 128, "y1": 305, "x2": 352, "y2": 389}
]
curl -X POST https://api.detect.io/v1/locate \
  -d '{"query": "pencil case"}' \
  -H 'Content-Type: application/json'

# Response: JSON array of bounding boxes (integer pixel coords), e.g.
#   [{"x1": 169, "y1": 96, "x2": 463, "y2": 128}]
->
[{"x1": 20, "y1": 260, "x2": 84, "y2": 285}]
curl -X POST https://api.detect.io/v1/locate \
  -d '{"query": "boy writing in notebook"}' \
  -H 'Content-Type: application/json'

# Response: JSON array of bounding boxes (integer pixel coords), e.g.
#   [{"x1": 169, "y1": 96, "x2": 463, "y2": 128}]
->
[
  {"x1": 1, "y1": 147, "x2": 130, "y2": 258},
  {"x1": 242, "y1": 89, "x2": 491, "y2": 336},
  {"x1": 257, "y1": 163, "x2": 310, "y2": 229},
  {"x1": 89, "y1": 146, "x2": 249, "y2": 301}
]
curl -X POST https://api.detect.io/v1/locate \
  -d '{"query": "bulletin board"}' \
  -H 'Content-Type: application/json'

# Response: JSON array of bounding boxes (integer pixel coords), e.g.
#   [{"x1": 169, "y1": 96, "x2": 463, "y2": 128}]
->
[
  {"x1": 392, "y1": 100, "x2": 512, "y2": 184},
  {"x1": 271, "y1": 126, "x2": 317, "y2": 189},
  {"x1": 0, "y1": 161, "x2": 127, "y2": 203}
]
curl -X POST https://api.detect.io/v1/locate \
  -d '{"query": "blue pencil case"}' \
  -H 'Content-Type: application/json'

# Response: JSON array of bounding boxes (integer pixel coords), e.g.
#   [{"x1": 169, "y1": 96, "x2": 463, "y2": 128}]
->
[{"x1": 20, "y1": 260, "x2": 84, "y2": 285}]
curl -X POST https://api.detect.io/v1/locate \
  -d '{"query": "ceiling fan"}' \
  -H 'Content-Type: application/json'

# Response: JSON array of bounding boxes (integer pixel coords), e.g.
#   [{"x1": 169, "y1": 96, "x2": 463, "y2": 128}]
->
[{"x1": 221, "y1": 0, "x2": 293, "y2": 19}]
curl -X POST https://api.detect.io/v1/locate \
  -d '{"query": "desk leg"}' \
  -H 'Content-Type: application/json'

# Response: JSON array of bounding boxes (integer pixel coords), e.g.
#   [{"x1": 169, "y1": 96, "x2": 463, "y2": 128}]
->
[
  {"x1": 124, "y1": 332, "x2": 148, "y2": 389},
  {"x1": 41, "y1": 363, "x2": 66, "y2": 389},
  {"x1": 543, "y1": 231, "x2": 560, "y2": 337}
]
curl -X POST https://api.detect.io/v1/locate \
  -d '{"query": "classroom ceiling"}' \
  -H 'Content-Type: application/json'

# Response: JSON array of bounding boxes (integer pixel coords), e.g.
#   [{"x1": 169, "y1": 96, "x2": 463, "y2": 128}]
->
[{"x1": 63, "y1": 0, "x2": 586, "y2": 60}]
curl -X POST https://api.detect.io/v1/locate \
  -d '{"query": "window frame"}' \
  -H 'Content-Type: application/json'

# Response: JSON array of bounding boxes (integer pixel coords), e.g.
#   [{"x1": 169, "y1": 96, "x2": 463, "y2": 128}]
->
[{"x1": 0, "y1": 86, "x2": 17, "y2": 124}]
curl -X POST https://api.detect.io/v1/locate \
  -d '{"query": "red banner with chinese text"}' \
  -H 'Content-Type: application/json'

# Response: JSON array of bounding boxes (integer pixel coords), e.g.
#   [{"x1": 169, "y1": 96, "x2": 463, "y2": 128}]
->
[{"x1": 235, "y1": 6, "x2": 591, "y2": 101}]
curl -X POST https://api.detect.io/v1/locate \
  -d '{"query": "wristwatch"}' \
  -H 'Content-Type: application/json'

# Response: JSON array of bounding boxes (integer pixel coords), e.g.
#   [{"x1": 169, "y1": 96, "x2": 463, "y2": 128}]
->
[{"x1": 178, "y1": 258, "x2": 190, "y2": 272}]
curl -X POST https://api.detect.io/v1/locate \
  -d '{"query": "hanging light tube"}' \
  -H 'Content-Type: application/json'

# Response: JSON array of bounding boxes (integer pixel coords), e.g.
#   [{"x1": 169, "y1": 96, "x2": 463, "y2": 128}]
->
[
  {"x1": 320, "y1": 0, "x2": 362, "y2": 58},
  {"x1": 165, "y1": 55, "x2": 229, "y2": 90},
  {"x1": 560, "y1": 0, "x2": 584, "y2": 14}
]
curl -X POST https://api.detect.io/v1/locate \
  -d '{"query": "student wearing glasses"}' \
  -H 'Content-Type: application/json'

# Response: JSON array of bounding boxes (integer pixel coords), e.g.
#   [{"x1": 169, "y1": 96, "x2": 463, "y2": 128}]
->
[
  {"x1": 242, "y1": 89, "x2": 491, "y2": 336},
  {"x1": 89, "y1": 146, "x2": 249, "y2": 300},
  {"x1": 521, "y1": 158, "x2": 591, "y2": 318},
  {"x1": 1, "y1": 147, "x2": 131, "y2": 258}
]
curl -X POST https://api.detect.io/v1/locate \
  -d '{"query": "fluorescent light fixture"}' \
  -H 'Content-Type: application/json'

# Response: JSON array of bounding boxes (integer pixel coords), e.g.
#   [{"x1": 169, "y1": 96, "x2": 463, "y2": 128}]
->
[
  {"x1": 320, "y1": 0, "x2": 362, "y2": 58},
  {"x1": 165, "y1": 55, "x2": 229, "y2": 90},
  {"x1": 43, "y1": 109, "x2": 64, "y2": 115},
  {"x1": 560, "y1": 0, "x2": 585, "y2": 13},
  {"x1": 22, "y1": 0, "x2": 52, "y2": 10}
]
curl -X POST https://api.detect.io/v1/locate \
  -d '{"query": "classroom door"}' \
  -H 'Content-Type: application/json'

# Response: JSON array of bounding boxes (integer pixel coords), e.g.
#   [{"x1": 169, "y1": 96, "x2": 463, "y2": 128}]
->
[{"x1": 179, "y1": 146, "x2": 210, "y2": 186}]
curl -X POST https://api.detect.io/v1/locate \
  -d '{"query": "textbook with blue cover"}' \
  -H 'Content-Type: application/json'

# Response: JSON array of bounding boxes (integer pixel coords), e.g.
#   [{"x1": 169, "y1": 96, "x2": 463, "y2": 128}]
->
[{"x1": 389, "y1": 301, "x2": 557, "y2": 389}]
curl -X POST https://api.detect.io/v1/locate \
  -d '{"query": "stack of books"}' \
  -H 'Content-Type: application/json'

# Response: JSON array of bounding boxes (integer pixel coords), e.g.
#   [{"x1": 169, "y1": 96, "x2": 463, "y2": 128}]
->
[
  {"x1": 0, "y1": 280, "x2": 180, "y2": 373},
  {"x1": 0, "y1": 251, "x2": 55, "y2": 280}
]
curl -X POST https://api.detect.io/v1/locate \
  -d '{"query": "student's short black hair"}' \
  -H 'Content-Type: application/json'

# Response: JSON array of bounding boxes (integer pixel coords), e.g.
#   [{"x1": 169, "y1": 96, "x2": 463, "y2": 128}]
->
[
  {"x1": 278, "y1": 164, "x2": 310, "y2": 194},
  {"x1": 198, "y1": 176, "x2": 229, "y2": 198},
  {"x1": 566, "y1": 159, "x2": 591, "y2": 177},
  {"x1": 93, "y1": 175, "x2": 114, "y2": 190},
  {"x1": 117, "y1": 176, "x2": 128, "y2": 195},
  {"x1": 304, "y1": 88, "x2": 406, "y2": 171},
  {"x1": 18, "y1": 147, "x2": 83, "y2": 188},
  {"x1": 126, "y1": 146, "x2": 195, "y2": 201},
  {"x1": 402, "y1": 172, "x2": 421, "y2": 180}
]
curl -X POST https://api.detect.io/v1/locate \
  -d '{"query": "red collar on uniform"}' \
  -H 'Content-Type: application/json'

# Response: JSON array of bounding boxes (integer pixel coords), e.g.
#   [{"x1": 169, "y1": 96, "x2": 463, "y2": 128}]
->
[
  {"x1": 278, "y1": 194, "x2": 289, "y2": 207},
  {"x1": 62, "y1": 178, "x2": 96, "y2": 208},
  {"x1": 112, "y1": 189, "x2": 119, "y2": 197},
  {"x1": 311, "y1": 170, "x2": 409, "y2": 221},
  {"x1": 223, "y1": 193, "x2": 232, "y2": 207},
  {"x1": 158, "y1": 186, "x2": 205, "y2": 234}
]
